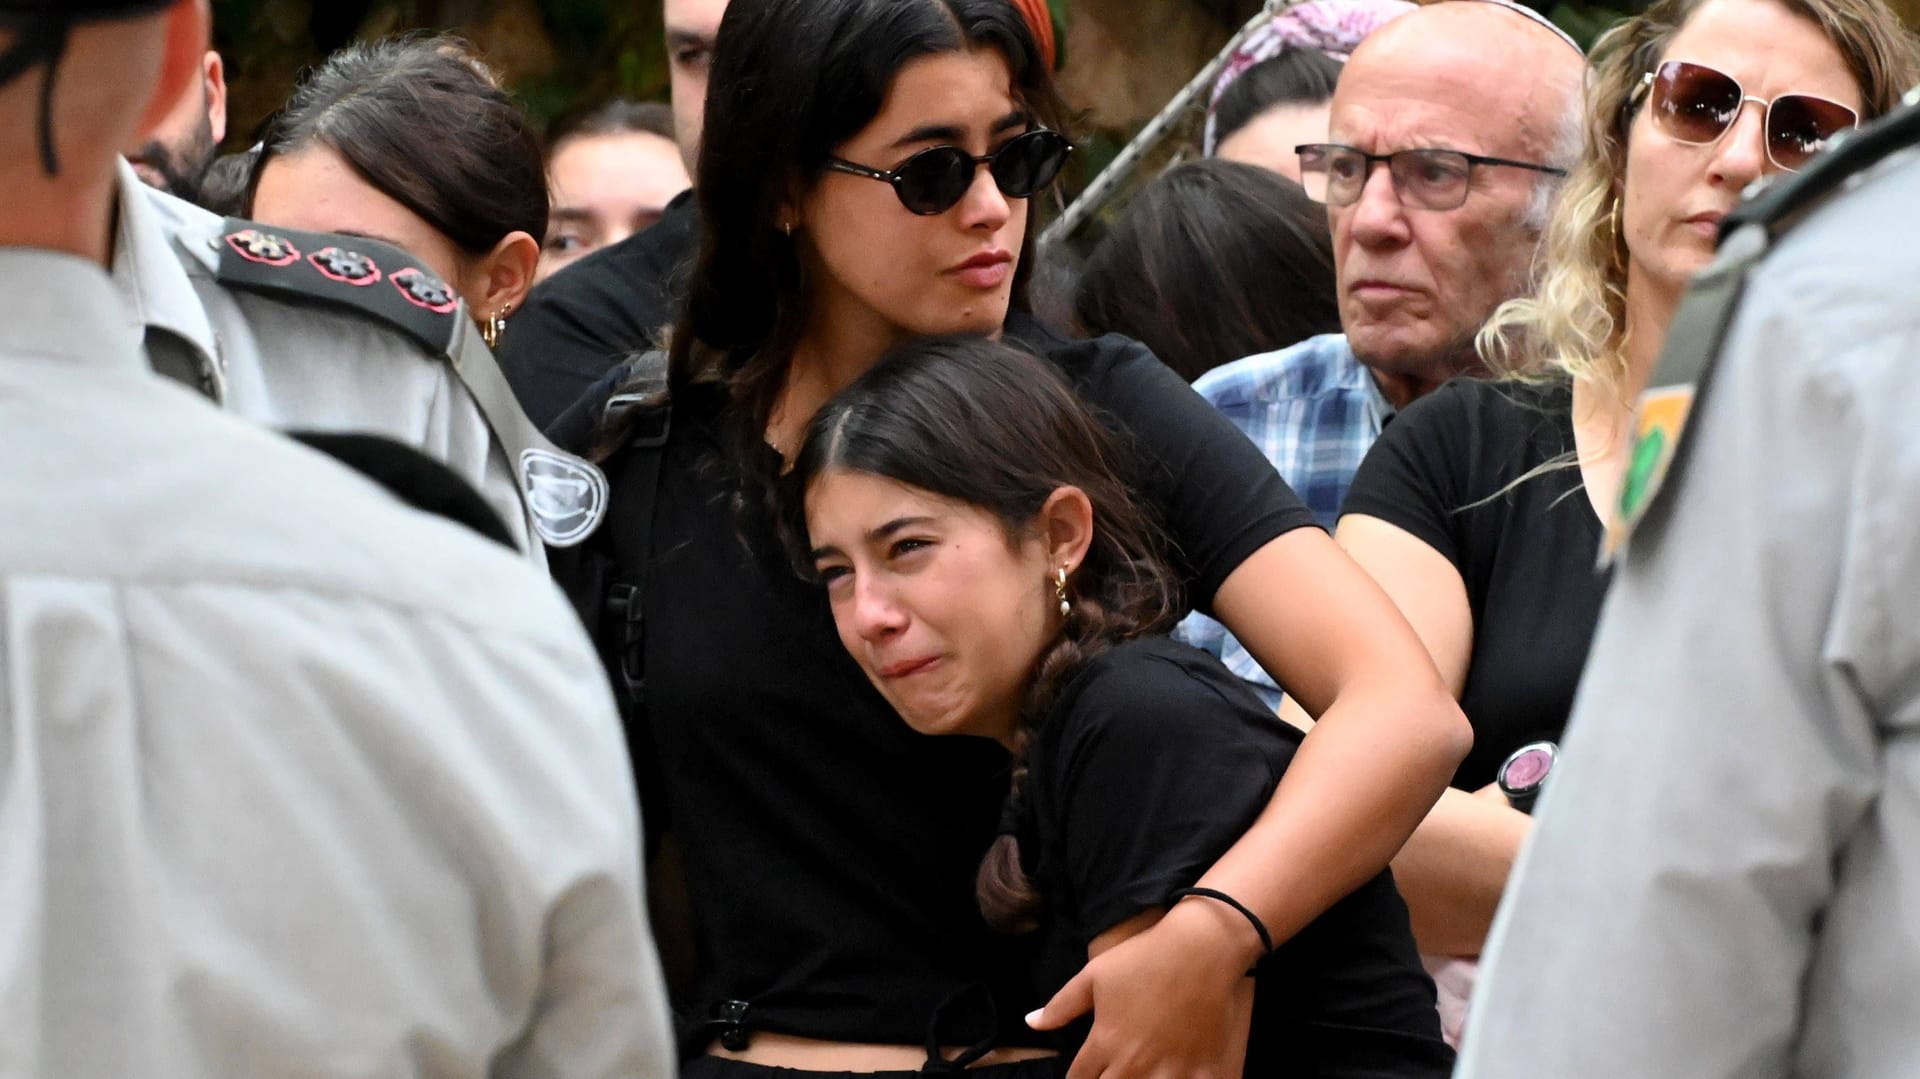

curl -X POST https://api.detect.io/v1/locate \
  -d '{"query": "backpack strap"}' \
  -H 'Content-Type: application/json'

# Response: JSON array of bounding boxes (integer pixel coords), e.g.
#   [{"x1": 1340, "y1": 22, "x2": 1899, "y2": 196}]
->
[
  {"x1": 600, "y1": 350, "x2": 673, "y2": 708},
  {"x1": 543, "y1": 350, "x2": 673, "y2": 863}
]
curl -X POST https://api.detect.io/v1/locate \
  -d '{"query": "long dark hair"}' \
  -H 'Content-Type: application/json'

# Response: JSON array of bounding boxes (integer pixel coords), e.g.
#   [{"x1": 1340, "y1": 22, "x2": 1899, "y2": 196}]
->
[
  {"x1": 244, "y1": 33, "x2": 547, "y2": 258},
  {"x1": 790, "y1": 336, "x2": 1182, "y2": 933},
  {"x1": 1210, "y1": 48, "x2": 1342, "y2": 151},
  {"x1": 667, "y1": 0, "x2": 1068, "y2": 460},
  {"x1": 1073, "y1": 158, "x2": 1341, "y2": 381}
]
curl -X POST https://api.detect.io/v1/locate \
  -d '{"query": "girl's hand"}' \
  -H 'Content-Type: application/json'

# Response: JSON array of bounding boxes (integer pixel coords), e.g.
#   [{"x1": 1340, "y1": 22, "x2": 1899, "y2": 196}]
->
[{"x1": 1028, "y1": 900, "x2": 1256, "y2": 1078}]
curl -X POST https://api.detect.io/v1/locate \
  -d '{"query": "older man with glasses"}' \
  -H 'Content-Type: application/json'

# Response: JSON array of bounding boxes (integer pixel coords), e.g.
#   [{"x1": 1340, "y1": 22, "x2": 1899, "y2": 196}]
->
[
  {"x1": 1179, "y1": 0, "x2": 1585, "y2": 692},
  {"x1": 1195, "y1": 0, "x2": 1583, "y2": 533}
]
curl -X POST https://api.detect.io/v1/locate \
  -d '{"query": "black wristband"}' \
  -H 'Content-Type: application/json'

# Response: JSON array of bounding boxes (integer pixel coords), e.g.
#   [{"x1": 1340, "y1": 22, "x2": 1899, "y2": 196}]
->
[{"x1": 1169, "y1": 887, "x2": 1274, "y2": 956}]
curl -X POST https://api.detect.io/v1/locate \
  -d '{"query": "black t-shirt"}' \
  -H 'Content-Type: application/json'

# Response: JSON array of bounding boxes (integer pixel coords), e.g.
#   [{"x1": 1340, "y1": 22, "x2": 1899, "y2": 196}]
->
[
  {"x1": 1341, "y1": 378, "x2": 1612, "y2": 790},
  {"x1": 497, "y1": 189, "x2": 699, "y2": 430},
  {"x1": 620, "y1": 333, "x2": 1315, "y2": 1048},
  {"x1": 1022, "y1": 637, "x2": 1452, "y2": 1078}
]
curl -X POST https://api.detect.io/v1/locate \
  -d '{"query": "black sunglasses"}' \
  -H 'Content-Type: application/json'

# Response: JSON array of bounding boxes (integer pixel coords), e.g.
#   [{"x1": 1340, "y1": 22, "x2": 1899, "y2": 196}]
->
[{"x1": 824, "y1": 129, "x2": 1073, "y2": 216}]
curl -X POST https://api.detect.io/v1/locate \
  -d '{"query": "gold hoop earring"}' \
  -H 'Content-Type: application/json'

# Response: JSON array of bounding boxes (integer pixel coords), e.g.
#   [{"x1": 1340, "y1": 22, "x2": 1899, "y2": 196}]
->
[
  {"x1": 1053, "y1": 566, "x2": 1070, "y2": 619},
  {"x1": 1608, "y1": 194, "x2": 1626, "y2": 269},
  {"x1": 482, "y1": 304, "x2": 511, "y2": 349}
]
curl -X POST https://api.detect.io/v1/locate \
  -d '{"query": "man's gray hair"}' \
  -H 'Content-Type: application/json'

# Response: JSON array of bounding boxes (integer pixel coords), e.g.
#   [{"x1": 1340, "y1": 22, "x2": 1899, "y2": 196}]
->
[{"x1": 1525, "y1": 94, "x2": 1586, "y2": 231}]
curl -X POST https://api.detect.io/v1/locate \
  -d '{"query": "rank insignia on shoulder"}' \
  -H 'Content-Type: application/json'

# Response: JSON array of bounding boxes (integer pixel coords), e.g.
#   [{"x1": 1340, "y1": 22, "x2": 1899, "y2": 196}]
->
[
  {"x1": 392, "y1": 266, "x2": 460, "y2": 314},
  {"x1": 519, "y1": 448, "x2": 609, "y2": 548},
  {"x1": 309, "y1": 246, "x2": 382, "y2": 286},
  {"x1": 214, "y1": 218, "x2": 462, "y2": 355},
  {"x1": 227, "y1": 228, "x2": 300, "y2": 267}
]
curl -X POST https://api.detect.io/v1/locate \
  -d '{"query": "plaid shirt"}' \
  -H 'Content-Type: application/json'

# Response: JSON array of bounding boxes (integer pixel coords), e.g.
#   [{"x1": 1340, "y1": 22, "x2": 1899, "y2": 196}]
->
[{"x1": 1175, "y1": 334, "x2": 1394, "y2": 701}]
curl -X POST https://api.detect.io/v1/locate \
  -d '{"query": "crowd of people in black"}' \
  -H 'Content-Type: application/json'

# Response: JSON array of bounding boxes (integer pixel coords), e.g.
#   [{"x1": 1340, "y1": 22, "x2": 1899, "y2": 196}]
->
[{"x1": 11, "y1": 0, "x2": 1920, "y2": 1074}]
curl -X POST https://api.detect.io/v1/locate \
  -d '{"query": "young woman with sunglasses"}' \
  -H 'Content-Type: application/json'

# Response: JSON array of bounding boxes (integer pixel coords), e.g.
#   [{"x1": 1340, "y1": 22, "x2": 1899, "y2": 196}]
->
[
  {"x1": 793, "y1": 336, "x2": 1456, "y2": 1079},
  {"x1": 1328, "y1": 0, "x2": 1918, "y2": 1004},
  {"x1": 574, "y1": 0, "x2": 1471, "y2": 1075}
]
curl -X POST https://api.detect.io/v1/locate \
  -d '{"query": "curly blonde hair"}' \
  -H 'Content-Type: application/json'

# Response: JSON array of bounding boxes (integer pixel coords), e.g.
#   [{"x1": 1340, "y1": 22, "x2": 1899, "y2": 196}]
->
[{"x1": 1478, "y1": 0, "x2": 1920, "y2": 401}]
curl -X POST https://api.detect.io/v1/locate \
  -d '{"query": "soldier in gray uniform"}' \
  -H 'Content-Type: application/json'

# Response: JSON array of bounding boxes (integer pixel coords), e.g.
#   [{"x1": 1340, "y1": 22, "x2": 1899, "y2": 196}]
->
[
  {"x1": 1456, "y1": 96, "x2": 1920, "y2": 1078},
  {"x1": 108, "y1": 85, "x2": 605, "y2": 560},
  {"x1": 0, "y1": 2, "x2": 673, "y2": 1074}
]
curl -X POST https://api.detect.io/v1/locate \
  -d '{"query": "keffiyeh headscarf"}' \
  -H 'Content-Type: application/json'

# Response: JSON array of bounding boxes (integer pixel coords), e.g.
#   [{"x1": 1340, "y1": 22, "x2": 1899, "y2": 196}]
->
[{"x1": 1203, "y1": 0, "x2": 1417, "y2": 155}]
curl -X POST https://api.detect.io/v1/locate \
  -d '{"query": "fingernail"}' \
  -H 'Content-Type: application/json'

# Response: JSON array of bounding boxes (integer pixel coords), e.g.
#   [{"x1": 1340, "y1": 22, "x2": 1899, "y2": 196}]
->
[{"x1": 1025, "y1": 1009, "x2": 1043, "y2": 1028}]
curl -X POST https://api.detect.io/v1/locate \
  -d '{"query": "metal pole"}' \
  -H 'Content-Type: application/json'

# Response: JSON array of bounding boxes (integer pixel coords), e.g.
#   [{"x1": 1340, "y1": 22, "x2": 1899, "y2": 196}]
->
[{"x1": 1038, "y1": 0, "x2": 1302, "y2": 250}]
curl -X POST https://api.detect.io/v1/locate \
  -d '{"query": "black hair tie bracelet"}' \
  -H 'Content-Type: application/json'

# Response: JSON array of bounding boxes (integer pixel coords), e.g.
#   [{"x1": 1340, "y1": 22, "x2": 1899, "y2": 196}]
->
[{"x1": 1169, "y1": 887, "x2": 1274, "y2": 974}]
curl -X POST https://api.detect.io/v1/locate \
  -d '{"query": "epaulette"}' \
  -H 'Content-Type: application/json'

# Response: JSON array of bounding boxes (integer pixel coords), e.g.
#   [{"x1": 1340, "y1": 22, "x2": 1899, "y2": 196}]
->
[
  {"x1": 207, "y1": 216, "x2": 610, "y2": 551},
  {"x1": 1604, "y1": 94, "x2": 1920, "y2": 560},
  {"x1": 211, "y1": 219, "x2": 461, "y2": 356}
]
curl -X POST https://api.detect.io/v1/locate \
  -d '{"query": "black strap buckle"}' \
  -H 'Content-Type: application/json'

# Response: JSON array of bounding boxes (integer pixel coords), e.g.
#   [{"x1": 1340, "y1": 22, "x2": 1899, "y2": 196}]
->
[
  {"x1": 624, "y1": 403, "x2": 672, "y2": 450},
  {"x1": 606, "y1": 582, "x2": 646, "y2": 701},
  {"x1": 924, "y1": 982, "x2": 999, "y2": 1073},
  {"x1": 602, "y1": 349, "x2": 672, "y2": 449},
  {"x1": 704, "y1": 999, "x2": 753, "y2": 1052}
]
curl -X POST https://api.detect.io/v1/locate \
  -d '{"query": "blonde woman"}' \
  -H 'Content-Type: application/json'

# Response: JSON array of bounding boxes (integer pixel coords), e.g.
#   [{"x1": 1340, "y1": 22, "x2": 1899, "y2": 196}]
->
[{"x1": 1329, "y1": 0, "x2": 1919, "y2": 992}]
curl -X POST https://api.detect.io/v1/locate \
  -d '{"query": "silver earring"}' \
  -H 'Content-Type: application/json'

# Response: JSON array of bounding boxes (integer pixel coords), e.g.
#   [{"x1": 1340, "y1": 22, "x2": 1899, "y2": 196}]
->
[{"x1": 1053, "y1": 566, "x2": 1070, "y2": 618}]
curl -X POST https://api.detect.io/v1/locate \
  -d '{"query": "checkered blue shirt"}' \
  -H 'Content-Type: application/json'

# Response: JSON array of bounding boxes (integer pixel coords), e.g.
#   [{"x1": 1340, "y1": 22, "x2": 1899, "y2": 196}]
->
[{"x1": 1174, "y1": 334, "x2": 1395, "y2": 701}]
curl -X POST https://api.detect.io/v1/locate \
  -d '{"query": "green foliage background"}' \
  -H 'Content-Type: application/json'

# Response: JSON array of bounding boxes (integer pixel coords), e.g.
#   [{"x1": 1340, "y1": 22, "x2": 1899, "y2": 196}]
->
[
  {"x1": 211, "y1": 0, "x2": 671, "y2": 144},
  {"x1": 210, "y1": 0, "x2": 1644, "y2": 148}
]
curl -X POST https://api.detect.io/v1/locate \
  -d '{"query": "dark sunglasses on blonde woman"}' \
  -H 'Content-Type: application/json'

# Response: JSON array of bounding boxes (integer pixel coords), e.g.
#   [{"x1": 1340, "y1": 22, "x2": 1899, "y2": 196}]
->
[
  {"x1": 1637, "y1": 59, "x2": 1859, "y2": 171},
  {"x1": 825, "y1": 128, "x2": 1073, "y2": 215}
]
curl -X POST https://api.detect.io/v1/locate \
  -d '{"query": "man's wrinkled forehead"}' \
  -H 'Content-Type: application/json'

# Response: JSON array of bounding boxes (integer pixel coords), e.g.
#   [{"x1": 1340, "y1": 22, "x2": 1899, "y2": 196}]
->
[{"x1": 1331, "y1": 3, "x2": 1581, "y2": 155}]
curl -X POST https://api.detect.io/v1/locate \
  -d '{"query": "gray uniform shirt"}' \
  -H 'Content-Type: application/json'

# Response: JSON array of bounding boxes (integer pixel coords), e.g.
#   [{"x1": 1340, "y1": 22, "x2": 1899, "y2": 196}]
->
[
  {"x1": 109, "y1": 163, "x2": 549, "y2": 560},
  {"x1": 2, "y1": 250, "x2": 674, "y2": 1078},
  {"x1": 1457, "y1": 152, "x2": 1920, "y2": 1077}
]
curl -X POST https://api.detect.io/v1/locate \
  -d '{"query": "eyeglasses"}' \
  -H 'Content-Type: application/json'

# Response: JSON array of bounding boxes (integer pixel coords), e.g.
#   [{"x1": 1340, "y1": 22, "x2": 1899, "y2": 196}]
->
[
  {"x1": 824, "y1": 129, "x2": 1073, "y2": 216},
  {"x1": 1294, "y1": 144, "x2": 1567, "y2": 210},
  {"x1": 1636, "y1": 60, "x2": 1858, "y2": 172}
]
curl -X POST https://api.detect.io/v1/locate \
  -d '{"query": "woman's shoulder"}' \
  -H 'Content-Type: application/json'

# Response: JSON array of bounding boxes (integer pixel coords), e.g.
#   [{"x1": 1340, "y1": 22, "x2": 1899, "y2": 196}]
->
[
  {"x1": 1034, "y1": 331, "x2": 1166, "y2": 398},
  {"x1": 1050, "y1": 637, "x2": 1291, "y2": 752},
  {"x1": 1398, "y1": 375, "x2": 1570, "y2": 425},
  {"x1": 1062, "y1": 635, "x2": 1229, "y2": 699},
  {"x1": 1383, "y1": 375, "x2": 1575, "y2": 457}
]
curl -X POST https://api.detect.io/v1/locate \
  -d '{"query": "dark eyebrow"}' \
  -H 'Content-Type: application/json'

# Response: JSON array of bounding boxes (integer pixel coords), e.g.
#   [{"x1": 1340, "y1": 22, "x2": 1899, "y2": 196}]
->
[
  {"x1": 547, "y1": 208, "x2": 593, "y2": 223},
  {"x1": 666, "y1": 29, "x2": 715, "y2": 49},
  {"x1": 808, "y1": 515, "x2": 936, "y2": 562},
  {"x1": 888, "y1": 110, "x2": 1029, "y2": 151},
  {"x1": 333, "y1": 228, "x2": 410, "y2": 251}
]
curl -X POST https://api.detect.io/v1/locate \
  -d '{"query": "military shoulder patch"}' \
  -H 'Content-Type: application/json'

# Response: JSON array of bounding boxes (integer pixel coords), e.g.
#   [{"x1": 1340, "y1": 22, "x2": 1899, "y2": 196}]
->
[
  {"x1": 519, "y1": 448, "x2": 610, "y2": 548},
  {"x1": 1600, "y1": 225, "x2": 1765, "y2": 564},
  {"x1": 214, "y1": 221, "x2": 461, "y2": 356}
]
